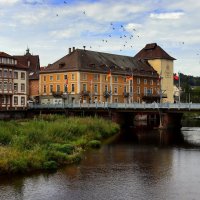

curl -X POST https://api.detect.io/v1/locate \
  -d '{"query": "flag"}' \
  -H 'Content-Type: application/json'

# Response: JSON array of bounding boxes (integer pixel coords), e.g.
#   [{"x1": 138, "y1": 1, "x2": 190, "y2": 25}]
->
[
  {"x1": 89, "y1": 79, "x2": 93, "y2": 86},
  {"x1": 126, "y1": 75, "x2": 133, "y2": 81},
  {"x1": 158, "y1": 75, "x2": 163, "y2": 82},
  {"x1": 106, "y1": 70, "x2": 111, "y2": 81},
  {"x1": 174, "y1": 73, "x2": 179, "y2": 81},
  {"x1": 65, "y1": 78, "x2": 68, "y2": 86}
]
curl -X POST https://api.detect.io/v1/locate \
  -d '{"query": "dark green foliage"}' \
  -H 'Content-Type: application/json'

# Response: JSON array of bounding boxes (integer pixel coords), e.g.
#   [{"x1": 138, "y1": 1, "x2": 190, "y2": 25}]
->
[
  {"x1": 87, "y1": 140, "x2": 101, "y2": 148},
  {"x1": 43, "y1": 161, "x2": 57, "y2": 170},
  {"x1": 49, "y1": 143, "x2": 75, "y2": 154}
]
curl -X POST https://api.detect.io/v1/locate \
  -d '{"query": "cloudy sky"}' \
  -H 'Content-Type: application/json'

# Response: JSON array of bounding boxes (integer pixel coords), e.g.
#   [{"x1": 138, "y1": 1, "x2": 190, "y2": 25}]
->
[{"x1": 1, "y1": 0, "x2": 200, "y2": 75}]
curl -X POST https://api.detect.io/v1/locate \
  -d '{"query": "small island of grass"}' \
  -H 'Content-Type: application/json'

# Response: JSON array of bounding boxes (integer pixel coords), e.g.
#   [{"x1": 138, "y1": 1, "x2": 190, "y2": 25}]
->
[{"x1": 0, "y1": 115, "x2": 119, "y2": 174}]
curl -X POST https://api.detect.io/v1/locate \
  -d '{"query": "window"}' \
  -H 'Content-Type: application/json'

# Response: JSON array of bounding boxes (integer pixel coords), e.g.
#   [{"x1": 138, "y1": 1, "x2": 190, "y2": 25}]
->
[
  {"x1": 64, "y1": 84, "x2": 68, "y2": 92},
  {"x1": 14, "y1": 96, "x2": 18, "y2": 105},
  {"x1": 104, "y1": 75, "x2": 107, "y2": 81},
  {"x1": 130, "y1": 86, "x2": 133, "y2": 93},
  {"x1": 114, "y1": 98, "x2": 118, "y2": 103},
  {"x1": 57, "y1": 85, "x2": 60, "y2": 92},
  {"x1": 105, "y1": 85, "x2": 108, "y2": 92},
  {"x1": 72, "y1": 73, "x2": 75, "y2": 80},
  {"x1": 21, "y1": 97, "x2": 25, "y2": 105},
  {"x1": 150, "y1": 80, "x2": 153, "y2": 85},
  {"x1": 94, "y1": 84, "x2": 98, "y2": 93},
  {"x1": 124, "y1": 77, "x2": 126, "y2": 83},
  {"x1": 14, "y1": 72, "x2": 18, "y2": 79},
  {"x1": 4, "y1": 70, "x2": 8, "y2": 77},
  {"x1": 0, "y1": 70, "x2": 2, "y2": 77},
  {"x1": 71, "y1": 84, "x2": 75, "y2": 92},
  {"x1": 144, "y1": 87, "x2": 147, "y2": 95},
  {"x1": 64, "y1": 74, "x2": 68, "y2": 80},
  {"x1": 4, "y1": 82, "x2": 7, "y2": 90},
  {"x1": 9, "y1": 82, "x2": 12, "y2": 90},
  {"x1": 21, "y1": 72, "x2": 25, "y2": 80},
  {"x1": 43, "y1": 85, "x2": 46, "y2": 93},
  {"x1": 114, "y1": 86, "x2": 118, "y2": 94},
  {"x1": 150, "y1": 88, "x2": 153, "y2": 94},
  {"x1": 137, "y1": 78, "x2": 140, "y2": 84},
  {"x1": 144, "y1": 79, "x2": 147, "y2": 84},
  {"x1": 114, "y1": 76, "x2": 118, "y2": 82},
  {"x1": 57, "y1": 75, "x2": 60, "y2": 81},
  {"x1": 137, "y1": 86, "x2": 140, "y2": 94},
  {"x1": 44, "y1": 76, "x2": 46, "y2": 81},
  {"x1": 50, "y1": 76, "x2": 53, "y2": 81},
  {"x1": 14, "y1": 83, "x2": 18, "y2": 92},
  {"x1": 9, "y1": 71, "x2": 12, "y2": 78},
  {"x1": 124, "y1": 86, "x2": 127, "y2": 93},
  {"x1": 50, "y1": 85, "x2": 53, "y2": 93},
  {"x1": 82, "y1": 73, "x2": 87, "y2": 80},
  {"x1": 94, "y1": 74, "x2": 98, "y2": 81},
  {"x1": 0, "y1": 82, "x2": 2, "y2": 90},
  {"x1": 21, "y1": 83, "x2": 25, "y2": 92},
  {"x1": 83, "y1": 84, "x2": 87, "y2": 92}
]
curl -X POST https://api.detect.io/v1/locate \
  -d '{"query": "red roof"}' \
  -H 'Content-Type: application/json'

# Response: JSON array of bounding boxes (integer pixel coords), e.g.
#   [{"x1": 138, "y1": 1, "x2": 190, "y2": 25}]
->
[
  {"x1": 0, "y1": 52, "x2": 13, "y2": 58},
  {"x1": 40, "y1": 48, "x2": 159, "y2": 79},
  {"x1": 134, "y1": 43, "x2": 176, "y2": 60}
]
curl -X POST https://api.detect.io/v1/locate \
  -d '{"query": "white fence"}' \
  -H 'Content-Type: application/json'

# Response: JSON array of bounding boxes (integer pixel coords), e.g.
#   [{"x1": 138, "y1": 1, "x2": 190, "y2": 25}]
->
[{"x1": 29, "y1": 102, "x2": 200, "y2": 110}]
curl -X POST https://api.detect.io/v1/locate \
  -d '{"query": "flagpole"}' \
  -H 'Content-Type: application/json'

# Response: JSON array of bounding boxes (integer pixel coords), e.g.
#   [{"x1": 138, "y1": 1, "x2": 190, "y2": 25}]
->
[{"x1": 178, "y1": 72, "x2": 181, "y2": 103}]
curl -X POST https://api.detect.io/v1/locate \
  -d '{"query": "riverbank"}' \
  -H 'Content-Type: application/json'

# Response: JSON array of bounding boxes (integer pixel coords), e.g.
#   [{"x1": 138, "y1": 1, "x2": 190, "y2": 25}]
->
[
  {"x1": 0, "y1": 115, "x2": 119, "y2": 175},
  {"x1": 182, "y1": 112, "x2": 200, "y2": 127}
]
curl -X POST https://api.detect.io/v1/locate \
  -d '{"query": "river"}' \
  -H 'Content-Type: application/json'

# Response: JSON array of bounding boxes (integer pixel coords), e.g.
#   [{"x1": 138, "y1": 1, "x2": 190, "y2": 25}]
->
[{"x1": 1, "y1": 127, "x2": 200, "y2": 200}]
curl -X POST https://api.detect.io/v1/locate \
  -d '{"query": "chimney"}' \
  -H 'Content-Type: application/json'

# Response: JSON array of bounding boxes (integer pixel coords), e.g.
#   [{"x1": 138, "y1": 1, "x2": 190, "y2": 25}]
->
[
  {"x1": 83, "y1": 46, "x2": 86, "y2": 51},
  {"x1": 73, "y1": 47, "x2": 75, "y2": 52},
  {"x1": 69, "y1": 48, "x2": 71, "y2": 54}
]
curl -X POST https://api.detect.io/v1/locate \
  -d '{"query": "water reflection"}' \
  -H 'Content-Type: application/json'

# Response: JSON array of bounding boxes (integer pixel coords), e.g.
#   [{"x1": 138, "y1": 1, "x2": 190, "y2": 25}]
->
[{"x1": 1, "y1": 127, "x2": 200, "y2": 200}]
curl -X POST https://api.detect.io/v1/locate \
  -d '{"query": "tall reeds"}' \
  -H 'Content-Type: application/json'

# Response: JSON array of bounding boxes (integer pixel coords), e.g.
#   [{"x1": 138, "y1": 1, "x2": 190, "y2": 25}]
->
[{"x1": 0, "y1": 115, "x2": 119, "y2": 174}]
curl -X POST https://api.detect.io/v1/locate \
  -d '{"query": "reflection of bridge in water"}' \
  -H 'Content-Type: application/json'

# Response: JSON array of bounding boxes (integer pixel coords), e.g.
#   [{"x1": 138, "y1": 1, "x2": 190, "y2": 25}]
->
[{"x1": 28, "y1": 103, "x2": 200, "y2": 129}]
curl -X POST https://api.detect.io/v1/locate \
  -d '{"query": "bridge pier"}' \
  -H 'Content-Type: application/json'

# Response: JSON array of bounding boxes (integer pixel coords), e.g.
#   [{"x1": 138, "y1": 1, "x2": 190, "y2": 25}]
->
[{"x1": 160, "y1": 113, "x2": 183, "y2": 129}]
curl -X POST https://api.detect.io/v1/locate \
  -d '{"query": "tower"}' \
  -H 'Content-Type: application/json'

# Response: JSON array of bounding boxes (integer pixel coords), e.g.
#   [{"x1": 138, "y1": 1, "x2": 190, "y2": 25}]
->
[{"x1": 134, "y1": 43, "x2": 176, "y2": 103}]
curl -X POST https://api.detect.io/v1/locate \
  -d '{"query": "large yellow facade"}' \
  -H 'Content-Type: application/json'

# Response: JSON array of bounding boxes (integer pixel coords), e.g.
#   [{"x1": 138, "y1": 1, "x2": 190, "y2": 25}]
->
[
  {"x1": 148, "y1": 59, "x2": 174, "y2": 103},
  {"x1": 39, "y1": 71, "x2": 159, "y2": 104}
]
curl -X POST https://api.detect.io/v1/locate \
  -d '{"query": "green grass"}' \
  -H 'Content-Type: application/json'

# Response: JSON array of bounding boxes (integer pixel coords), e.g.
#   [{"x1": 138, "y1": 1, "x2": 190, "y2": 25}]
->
[{"x1": 0, "y1": 115, "x2": 119, "y2": 174}]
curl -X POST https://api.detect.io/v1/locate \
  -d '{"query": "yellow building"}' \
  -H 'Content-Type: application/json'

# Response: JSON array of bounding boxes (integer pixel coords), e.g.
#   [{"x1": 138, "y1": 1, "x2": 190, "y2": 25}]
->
[
  {"x1": 39, "y1": 47, "x2": 160, "y2": 104},
  {"x1": 134, "y1": 43, "x2": 176, "y2": 103}
]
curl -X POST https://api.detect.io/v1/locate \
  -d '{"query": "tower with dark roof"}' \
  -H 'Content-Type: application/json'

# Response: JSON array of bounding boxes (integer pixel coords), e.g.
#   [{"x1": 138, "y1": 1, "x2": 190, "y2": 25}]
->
[{"x1": 134, "y1": 43, "x2": 175, "y2": 103}]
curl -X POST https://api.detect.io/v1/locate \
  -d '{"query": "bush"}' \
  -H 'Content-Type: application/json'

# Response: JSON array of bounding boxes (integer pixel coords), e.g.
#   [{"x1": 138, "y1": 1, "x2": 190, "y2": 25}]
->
[
  {"x1": 87, "y1": 140, "x2": 101, "y2": 148},
  {"x1": 43, "y1": 161, "x2": 57, "y2": 170},
  {"x1": 49, "y1": 143, "x2": 75, "y2": 154}
]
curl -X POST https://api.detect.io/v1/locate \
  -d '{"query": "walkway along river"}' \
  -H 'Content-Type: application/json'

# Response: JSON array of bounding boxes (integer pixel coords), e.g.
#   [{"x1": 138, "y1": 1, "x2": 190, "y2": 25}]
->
[{"x1": 1, "y1": 126, "x2": 200, "y2": 200}]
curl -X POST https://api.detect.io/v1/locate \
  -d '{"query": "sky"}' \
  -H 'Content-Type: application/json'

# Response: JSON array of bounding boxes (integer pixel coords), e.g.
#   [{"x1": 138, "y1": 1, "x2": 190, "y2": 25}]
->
[{"x1": 0, "y1": 0, "x2": 200, "y2": 76}]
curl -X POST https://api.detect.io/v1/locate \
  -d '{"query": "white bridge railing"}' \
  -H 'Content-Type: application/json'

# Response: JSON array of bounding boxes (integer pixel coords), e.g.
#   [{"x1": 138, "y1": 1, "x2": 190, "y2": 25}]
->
[{"x1": 29, "y1": 102, "x2": 200, "y2": 110}]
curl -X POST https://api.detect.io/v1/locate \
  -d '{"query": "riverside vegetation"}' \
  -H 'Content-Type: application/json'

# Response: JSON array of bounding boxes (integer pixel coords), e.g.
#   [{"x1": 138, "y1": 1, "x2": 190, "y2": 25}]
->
[{"x1": 0, "y1": 115, "x2": 119, "y2": 175}]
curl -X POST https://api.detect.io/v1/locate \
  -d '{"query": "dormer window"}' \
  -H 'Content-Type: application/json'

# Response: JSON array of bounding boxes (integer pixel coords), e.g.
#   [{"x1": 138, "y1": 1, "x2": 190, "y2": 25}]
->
[{"x1": 28, "y1": 60, "x2": 30, "y2": 67}]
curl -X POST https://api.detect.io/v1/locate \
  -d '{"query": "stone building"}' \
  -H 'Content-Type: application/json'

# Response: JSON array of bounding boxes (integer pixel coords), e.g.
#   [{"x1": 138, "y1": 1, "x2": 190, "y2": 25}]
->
[
  {"x1": 14, "y1": 48, "x2": 40, "y2": 103},
  {"x1": 0, "y1": 52, "x2": 28, "y2": 109},
  {"x1": 39, "y1": 46, "x2": 160, "y2": 104}
]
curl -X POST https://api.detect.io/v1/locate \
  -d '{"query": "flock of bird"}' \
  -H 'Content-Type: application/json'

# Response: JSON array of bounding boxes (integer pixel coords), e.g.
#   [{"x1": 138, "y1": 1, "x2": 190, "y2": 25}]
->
[
  {"x1": 55, "y1": 1, "x2": 142, "y2": 52},
  {"x1": 54, "y1": 1, "x2": 200, "y2": 63}
]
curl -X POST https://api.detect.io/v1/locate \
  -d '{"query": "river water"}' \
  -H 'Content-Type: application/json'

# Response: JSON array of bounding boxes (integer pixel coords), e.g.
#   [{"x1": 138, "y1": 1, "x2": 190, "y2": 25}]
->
[{"x1": 1, "y1": 127, "x2": 200, "y2": 200}]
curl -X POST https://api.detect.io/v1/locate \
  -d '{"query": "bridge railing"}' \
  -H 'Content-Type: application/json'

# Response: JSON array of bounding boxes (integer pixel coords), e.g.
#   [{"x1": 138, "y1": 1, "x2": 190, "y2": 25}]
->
[{"x1": 28, "y1": 102, "x2": 200, "y2": 110}]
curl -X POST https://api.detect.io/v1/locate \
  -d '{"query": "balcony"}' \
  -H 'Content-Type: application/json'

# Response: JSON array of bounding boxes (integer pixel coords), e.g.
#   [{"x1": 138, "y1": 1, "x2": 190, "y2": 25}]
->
[
  {"x1": 52, "y1": 91, "x2": 63, "y2": 97},
  {"x1": 103, "y1": 91, "x2": 111, "y2": 98},
  {"x1": 80, "y1": 91, "x2": 90, "y2": 97},
  {"x1": 123, "y1": 92, "x2": 129, "y2": 98}
]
